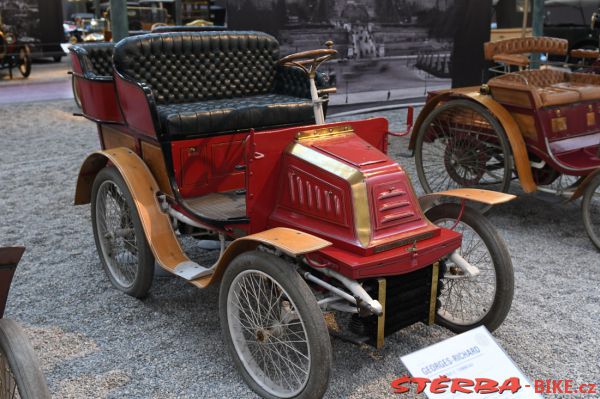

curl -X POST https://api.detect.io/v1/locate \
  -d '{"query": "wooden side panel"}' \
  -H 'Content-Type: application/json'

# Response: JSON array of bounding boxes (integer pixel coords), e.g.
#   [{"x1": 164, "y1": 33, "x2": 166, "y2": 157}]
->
[
  {"x1": 141, "y1": 141, "x2": 174, "y2": 196},
  {"x1": 512, "y1": 113, "x2": 537, "y2": 140},
  {"x1": 490, "y1": 87, "x2": 533, "y2": 108},
  {"x1": 101, "y1": 125, "x2": 137, "y2": 151}
]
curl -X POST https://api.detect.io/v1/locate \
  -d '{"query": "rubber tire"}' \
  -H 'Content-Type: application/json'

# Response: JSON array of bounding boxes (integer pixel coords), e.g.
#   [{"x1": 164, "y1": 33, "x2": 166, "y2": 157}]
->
[
  {"x1": 415, "y1": 99, "x2": 513, "y2": 195},
  {"x1": 91, "y1": 167, "x2": 155, "y2": 298},
  {"x1": 426, "y1": 203, "x2": 514, "y2": 333},
  {"x1": 72, "y1": 75, "x2": 82, "y2": 109},
  {"x1": 582, "y1": 174, "x2": 600, "y2": 250},
  {"x1": 18, "y1": 47, "x2": 31, "y2": 78},
  {"x1": 219, "y1": 251, "x2": 332, "y2": 399},
  {"x1": 0, "y1": 319, "x2": 50, "y2": 399}
]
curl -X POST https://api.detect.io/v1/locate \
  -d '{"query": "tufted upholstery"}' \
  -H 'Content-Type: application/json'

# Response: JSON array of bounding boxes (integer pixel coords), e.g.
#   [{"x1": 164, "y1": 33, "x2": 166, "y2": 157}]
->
[
  {"x1": 484, "y1": 36, "x2": 568, "y2": 61},
  {"x1": 488, "y1": 69, "x2": 600, "y2": 107},
  {"x1": 157, "y1": 94, "x2": 313, "y2": 135},
  {"x1": 114, "y1": 31, "x2": 326, "y2": 137},
  {"x1": 70, "y1": 43, "x2": 115, "y2": 78},
  {"x1": 570, "y1": 49, "x2": 600, "y2": 60}
]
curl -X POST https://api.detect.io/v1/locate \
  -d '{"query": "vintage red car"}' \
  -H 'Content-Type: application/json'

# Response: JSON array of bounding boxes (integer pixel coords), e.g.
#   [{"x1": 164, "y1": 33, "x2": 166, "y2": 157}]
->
[{"x1": 71, "y1": 31, "x2": 515, "y2": 398}]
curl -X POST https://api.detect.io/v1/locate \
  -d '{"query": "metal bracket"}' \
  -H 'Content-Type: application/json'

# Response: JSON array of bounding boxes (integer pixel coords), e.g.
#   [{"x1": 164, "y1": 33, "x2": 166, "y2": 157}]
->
[
  {"x1": 428, "y1": 262, "x2": 440, "y2": 325},
  {"x1": 173, "y1": 261, "x2": 213, "y2": 280},
  {"x1": 375, "y1": 278, "x2": 387, "y2": 349}
]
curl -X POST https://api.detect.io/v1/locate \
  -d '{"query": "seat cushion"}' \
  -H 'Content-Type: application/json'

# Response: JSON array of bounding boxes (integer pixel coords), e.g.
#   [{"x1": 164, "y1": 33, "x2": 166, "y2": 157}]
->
[
  {"x1": 553, "y1": 82, "x2": 600, "y2": 102},
  {"x1": 156, "y1": 94, "x2": 314, "y2": 136},
  {"x1": 537, "y1": 86, "x2": 580, "y2": 107}
]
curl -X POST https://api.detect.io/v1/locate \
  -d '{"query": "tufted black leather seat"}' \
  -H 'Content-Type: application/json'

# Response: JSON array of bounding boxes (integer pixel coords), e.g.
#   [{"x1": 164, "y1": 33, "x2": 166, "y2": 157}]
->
[
  {"x1": 114, "y1": 31, "x2": 325, "y2": 137},
  {"x1": 70, "y1": 43, "x2": 115, "y2": 78}
]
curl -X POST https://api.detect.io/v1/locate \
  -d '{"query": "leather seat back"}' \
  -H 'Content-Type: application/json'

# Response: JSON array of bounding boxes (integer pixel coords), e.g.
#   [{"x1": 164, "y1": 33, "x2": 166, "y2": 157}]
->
[
  {"x1": 484, "y1": 36, "x2": 568, "y2": 60},
  {"x1": 114, "y1": 31, "x2": 280, "y2": 105},
  {"x1": 71, "y1": 43, "x2": 115, "y2": 78},
  {"x1": 489, "y1": 69, "x2": 567, "y2": 88}
]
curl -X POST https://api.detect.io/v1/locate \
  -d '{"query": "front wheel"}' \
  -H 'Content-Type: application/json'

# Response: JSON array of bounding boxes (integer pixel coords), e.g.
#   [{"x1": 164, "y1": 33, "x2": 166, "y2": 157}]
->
[
  {"x1": 582, "y1": 175, "x2": 600, "y2": 250},
  {"x1": 0, "y1": 319, "x2": 51, "y2": 399},
  {"x1": 426, "y1": 203, "x2": 514, "y2": 333},
  {"x1": 219, "y1": 251, "x2": 332, "y2": 399}
]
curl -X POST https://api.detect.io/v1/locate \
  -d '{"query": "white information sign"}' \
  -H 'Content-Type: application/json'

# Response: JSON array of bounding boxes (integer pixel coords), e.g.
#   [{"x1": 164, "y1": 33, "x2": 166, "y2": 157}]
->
[{"x1": 400, "y1": 326, "x2": 543, "y2": 399}]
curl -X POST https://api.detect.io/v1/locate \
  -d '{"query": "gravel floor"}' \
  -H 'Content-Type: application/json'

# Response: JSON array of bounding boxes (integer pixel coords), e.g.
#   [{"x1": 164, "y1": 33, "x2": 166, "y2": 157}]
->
[{"x1": 0, "y1": 100, "x2": 598, "y2": 398}]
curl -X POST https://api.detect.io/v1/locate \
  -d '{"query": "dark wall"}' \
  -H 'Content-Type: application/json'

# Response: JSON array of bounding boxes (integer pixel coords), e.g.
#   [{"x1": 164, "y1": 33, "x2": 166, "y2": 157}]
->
[
  {"x1": 38, "y1": 0, "x2": 64, "y2": 52},
  {"x1": 451, "y1": 0, "x2": 493, "y2": 87}
]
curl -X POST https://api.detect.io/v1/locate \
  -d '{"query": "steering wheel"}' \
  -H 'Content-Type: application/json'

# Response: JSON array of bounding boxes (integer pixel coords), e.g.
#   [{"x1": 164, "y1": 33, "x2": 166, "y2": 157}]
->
[{"x1": 277, "y1": 41, "x2": 338, "y2": 76}]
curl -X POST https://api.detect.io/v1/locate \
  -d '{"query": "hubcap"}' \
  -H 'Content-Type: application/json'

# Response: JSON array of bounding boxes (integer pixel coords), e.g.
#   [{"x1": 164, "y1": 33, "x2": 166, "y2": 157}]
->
[{"x1": 227, "y1": 270, "x2": 310, "y2": 398}]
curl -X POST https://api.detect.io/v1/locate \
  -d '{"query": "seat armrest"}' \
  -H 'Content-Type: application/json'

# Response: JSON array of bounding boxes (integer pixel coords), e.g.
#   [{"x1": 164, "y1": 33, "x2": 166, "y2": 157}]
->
[
  {"x1": 492, "y1": 53, "x2": 530, "y2": 67},
  {"x1": 114, "y1": 72, "x2": 161, "y2": 137}
]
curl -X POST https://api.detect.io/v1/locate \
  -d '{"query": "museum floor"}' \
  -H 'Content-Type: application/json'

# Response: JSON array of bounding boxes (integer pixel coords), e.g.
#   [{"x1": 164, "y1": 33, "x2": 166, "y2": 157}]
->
[{"x1": 0, "y1": 97, "x2": 597, "y2": 397}]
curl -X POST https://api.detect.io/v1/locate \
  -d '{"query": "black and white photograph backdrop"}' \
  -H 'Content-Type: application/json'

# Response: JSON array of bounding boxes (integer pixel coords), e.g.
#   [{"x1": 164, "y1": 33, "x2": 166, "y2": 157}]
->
[{"x1": 222, "y1": 0, "x2": 461, "y2": 106}]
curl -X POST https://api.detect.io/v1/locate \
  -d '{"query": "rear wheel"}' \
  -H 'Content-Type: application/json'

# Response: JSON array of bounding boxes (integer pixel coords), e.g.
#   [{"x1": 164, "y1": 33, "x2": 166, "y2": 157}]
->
[
  {"x1": 219, "y1": 251, "x2": 331, "y2": 399},
  {"x1": 91, "y1": 167, "x2": 154, "y2": 298},
  {"x1": 582, "y1": 175, "x2": 600, "y2": 250},
  {"x1": 0, "y1": 319, "x2": 51, "y2": 399},
  {"x1": 415, "y1": 100, "x2": 513, "y2": 195},
  {"x1": 426, "y1": 203, "x2": 514, "y2": 333}
]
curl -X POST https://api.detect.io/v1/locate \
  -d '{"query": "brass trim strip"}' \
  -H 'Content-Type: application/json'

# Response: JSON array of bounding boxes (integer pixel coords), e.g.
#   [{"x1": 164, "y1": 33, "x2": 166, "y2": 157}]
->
[
  {"x1": 287, "y1": 143, "x2": 372, "y2": 247},
  {"x1": 428, "y1": 262, "x2": 440, "y2": 325},
  {"x1": 376, "y1": 277, "x2": 386, "y2": 349},
  {"x1": 295, "y1": 125, "x2": 354, "y2": 140}
]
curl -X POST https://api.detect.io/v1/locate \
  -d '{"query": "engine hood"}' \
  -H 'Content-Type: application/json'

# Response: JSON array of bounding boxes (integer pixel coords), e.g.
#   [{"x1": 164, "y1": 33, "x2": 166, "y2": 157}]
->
[{"x1": 269, "y1": 125, "x2": 445, "y2": 256}]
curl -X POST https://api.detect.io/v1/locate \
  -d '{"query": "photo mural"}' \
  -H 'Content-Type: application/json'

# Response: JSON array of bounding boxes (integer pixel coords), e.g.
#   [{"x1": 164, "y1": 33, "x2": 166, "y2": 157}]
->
[{"x1": 222, "y1": 0, "x2": 458, "y2": 106}]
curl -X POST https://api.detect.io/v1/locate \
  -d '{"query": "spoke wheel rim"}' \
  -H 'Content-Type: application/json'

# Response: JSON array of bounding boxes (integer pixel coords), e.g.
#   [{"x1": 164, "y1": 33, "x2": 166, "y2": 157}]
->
[
  {"x1": 0, "y1": 351, "x2": 20, "y2": 399},
  {"x1": 586, "y1": 183, "x2": 600, "y2": 243},
  {"x1": 95, "y1": 180, "x2": 139, "y2": 289},
  {"x1": 227, "y1": 270, "x2": 311, "y2": 398},
  {"x1": 435, "y1": 219, "x2": 497, "y2": 325},
  {"x1": 418, "y1": 106, "x2": 510, "y2": 193}
]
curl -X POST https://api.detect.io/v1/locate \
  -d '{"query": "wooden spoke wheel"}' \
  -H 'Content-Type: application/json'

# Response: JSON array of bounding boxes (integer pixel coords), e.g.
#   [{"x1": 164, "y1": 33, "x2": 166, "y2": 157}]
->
[{"x1": 415, "y1": 100, "x2": 513, "y2": 195}]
